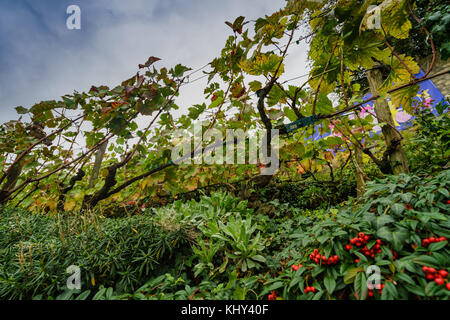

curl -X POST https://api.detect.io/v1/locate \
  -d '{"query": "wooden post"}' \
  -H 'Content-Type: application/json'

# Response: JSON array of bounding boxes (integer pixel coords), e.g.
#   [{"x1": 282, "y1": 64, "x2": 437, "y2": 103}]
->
[{"x1": 366, "y1": 65, "x2": 409, "y2": 174}]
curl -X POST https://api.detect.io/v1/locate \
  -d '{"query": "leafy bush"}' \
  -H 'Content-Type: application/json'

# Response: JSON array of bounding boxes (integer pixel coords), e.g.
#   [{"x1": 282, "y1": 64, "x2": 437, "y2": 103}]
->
[
  {"x1": 83, "y1": 169, "x2": 449, "y2": 300},
  {"x1": 0, "y1": 209, "x2": 192, "y2": 299},
  {"x1": 0, "y1": 192, "x2": 256, "y2": 300},
  {"x1": 90, "y1": 272, "x2": 261, "y2": 300},
  {"x1": 152, "y1": 191, "x2": 252, "y2": 229},
  {"x1": 405, "y1": 106, "x2": 449, "y2": 174},
  {"x1": 199, "y1": 215, "x2": 266, "y2": 274},
  {"x1": 259, "y1": 178, "x2": 356, "y2": 210},
  {"x1": 257, "y1": 169, "x2": 450, "y2": 300}
]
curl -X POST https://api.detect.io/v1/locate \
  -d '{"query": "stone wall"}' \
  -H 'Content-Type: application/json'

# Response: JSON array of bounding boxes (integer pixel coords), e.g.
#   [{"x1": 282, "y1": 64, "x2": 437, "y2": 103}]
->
[{"x1": 417, "y1": 53, "x2": 450, "y2": 100}]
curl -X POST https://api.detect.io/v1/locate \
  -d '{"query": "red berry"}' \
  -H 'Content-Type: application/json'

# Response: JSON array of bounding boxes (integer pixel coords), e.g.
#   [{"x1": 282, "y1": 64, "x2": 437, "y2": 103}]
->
[
  {"x1": 314, "y1": 249, "x2": 319, "y2": 254},
  {"x1": 350, "y1": 238, "x2": 357, "y2": 244},
  {"x1": 356, "y1": 241, "x2": 362, "y2": 247},
  {"x1": 428, "y1": 267, "x2": 437, "y2": 273},
  {"x1": 426, "y1": 274, "x2": 435, "y2": 280},
  {"x1": 434, "y1": 277, "x2": 444, "y2": 285},
  {"x1": 333, "y1": 255, "x2": 339, "y2": 261},
  {"x1": 447, "y1": 200, "x2": 450, "y2": 205},
  {"x1": 405, "y1": 203, "x2": 412, "y2": 210},
  {"x1": 429, "y1": 237, "x2": 436, "y2": 243},
  {"x1": 376, "y1": 239, "x2": 382, "y2": 244},
  {"x1": 375, "y1": 244, "x2": 380, "y2": 250},
  {"x1": 447, "y1": 283, "x2": 450, "y2": 291},
  {"x1": 439, "y1": 270, "x2": 448, "y2": 278},
  {"x1": 355, "y1": 259, "x2": 360, "y2": 264},
  {"x1": 310, "y1": 286, "x2": 316, "y2": 293},
  {"x1": 364, "y1": 235, "x2": 370, "y2": 241},
  {"x1": 422, "y1": 239, "x2": 430, "y2": 247},
  {"x1": 368, "y1": 291, "x2": 374, "y2": 297},
  {"x1": 439, "y1": 237, "x2": 447, "y2": 242},
  {"x1": 345, "y1": 244, "x2": 353, "y2": 250},
  {"x1": 359, "y1": 232, "x2": 364, "y2": 238},
  {"x1": 422, "y1": 266, "x2": 429, "y2": 273}
]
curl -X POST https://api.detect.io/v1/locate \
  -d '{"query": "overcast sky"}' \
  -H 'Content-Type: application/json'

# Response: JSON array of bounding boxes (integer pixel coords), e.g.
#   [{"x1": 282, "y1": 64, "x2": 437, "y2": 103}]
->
[{"x1": 0, "y1": 0, "x2": 310, "y2": 124}]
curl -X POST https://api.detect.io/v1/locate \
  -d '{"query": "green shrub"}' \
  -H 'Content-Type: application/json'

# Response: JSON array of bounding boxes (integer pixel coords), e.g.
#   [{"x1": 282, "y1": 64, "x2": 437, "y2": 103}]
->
[
  {"x1": 257, "y1": 169, "x2": 450, "y2": 300},
  {"x1": 199, "y1": 215, "x2": 266, "y2": 274},
  {"x1": 259, "y1": 178, "x2": 356, "y2": 210},
  {"x1": 86, "y1": 165, "x2": 449, "y2": 301},
  {"x1": 0, "y1": 191, "x2": 255, "y2": 300},
  {"x1": 405, "y1": 106, "x2": 450, "y2": 174},
  {"x1": 0, "y1": 209, "x2": 192, "y2": 299}
]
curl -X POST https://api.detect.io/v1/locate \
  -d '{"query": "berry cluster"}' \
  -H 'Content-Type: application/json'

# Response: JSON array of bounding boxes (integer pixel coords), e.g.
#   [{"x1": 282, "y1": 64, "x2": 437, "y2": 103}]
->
[
  {"x1": 354, "y1": 283, "x2": 385, "y2": 299},
  {"x1": 421, "y1": 236, "x2": 447, "y2": 248},
  {"x1": 422, "y1": 266, "x2": 450, "y2": 289},
  {"x1": 309, "y1": 249, "x2": 339, "y2": 265},
  {"x1": 268, "y1": 291, "x2": 277, "y2": 300},
  {"x1": 346, "y1": 233, "x2": 384, "y2": 259},
  {"x1": 291, "y1": 263, "x2": 303, "y2": 271},
  {"x1": 304, "y1": 286, "x2": 316, "y2": 293},
  {"x1": 361, "y1": 239, "x2": 383, "y2": 258},
  {"x1": 346, "y1": 232, "x2": 371, "y2": 249},
  {"x1": 368, "y1": 284, "x2": 385, "y2": 297}
]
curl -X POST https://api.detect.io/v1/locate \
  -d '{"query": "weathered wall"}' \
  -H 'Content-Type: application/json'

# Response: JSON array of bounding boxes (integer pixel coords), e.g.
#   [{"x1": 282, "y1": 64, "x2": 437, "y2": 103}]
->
[{"x1": 418, "y1": 53, "x2": 450, "y2": 99}]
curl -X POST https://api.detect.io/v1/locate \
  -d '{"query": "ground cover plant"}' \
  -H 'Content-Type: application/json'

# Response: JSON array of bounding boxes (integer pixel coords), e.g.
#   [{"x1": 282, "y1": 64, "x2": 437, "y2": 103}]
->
[{"x1": 1, "y1": 163, "x2": 449, "y2": 300}]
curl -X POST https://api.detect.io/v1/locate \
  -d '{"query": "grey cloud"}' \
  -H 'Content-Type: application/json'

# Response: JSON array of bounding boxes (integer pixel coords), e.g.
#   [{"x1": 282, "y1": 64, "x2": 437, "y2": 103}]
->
[{"x1": 1, "y1": 0, "x2": 309, "y2": 125}]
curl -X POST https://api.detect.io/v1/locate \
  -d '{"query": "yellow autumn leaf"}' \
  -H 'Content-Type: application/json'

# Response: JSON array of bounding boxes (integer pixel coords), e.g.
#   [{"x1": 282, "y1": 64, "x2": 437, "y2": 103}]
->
[
  {"x1": 239, "y1": 53, "x2": 284, "y2": 77},
  {"x1": 381, "y1": 54, "x2": 420, "y2": 90},
  {"x1": 381, "y1": 0, "x2": 412, "y2": 39},
  {"x1": 64, "y1": 200, "x2": 76, "y2": 212},
  {"x1": 389, "y1": 84, "x2": 420, "y2": 113},
  {"x1": 47, "y1": 199, "x2": 57, "y2": 211}
]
